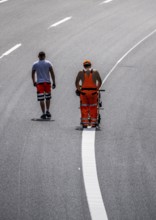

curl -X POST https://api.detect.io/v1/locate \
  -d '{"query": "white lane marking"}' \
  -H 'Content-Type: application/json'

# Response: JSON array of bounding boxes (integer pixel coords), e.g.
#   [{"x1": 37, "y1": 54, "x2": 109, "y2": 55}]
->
[
  {"x1": 0, "y1": 0, "x2": 8, "y2": 3},
  {"x1": 99, "y1": 0, "x2": 113, "y2": 5},
  {"x1": 0, "y1": 44, "x2": 22, "y2": 59},
  {"x1": 102, "y1": 28, "x2": 156, "y2": 85},
  {"x1": 82, "y1": 128, "x2": 108, "y2": 220},
  {"x1": 48, "y1": 17, "x2": 72, "y2": 29}
]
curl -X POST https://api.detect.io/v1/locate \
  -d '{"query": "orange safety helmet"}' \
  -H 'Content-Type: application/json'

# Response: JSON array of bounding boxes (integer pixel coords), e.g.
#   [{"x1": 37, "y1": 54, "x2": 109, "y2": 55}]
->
[{"x1": 83, "y1": 60, "x2": 92, "y2": 67}]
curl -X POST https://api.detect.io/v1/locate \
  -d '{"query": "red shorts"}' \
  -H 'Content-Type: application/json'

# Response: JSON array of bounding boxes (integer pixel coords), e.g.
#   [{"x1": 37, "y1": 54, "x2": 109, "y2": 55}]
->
[{"x1": 37, "y1": 82, "x2": 51, "y2": 101}]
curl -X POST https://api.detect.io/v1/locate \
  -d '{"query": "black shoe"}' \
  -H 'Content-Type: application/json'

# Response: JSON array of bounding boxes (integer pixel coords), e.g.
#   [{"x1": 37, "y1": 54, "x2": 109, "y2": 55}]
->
[
  {"x1": 91, "y1": 125, "x2": 97, "y2": 128},
  {"x1": 40, "y1": 114, "x2": 46, "y2": 119},
  {"x1": 46, "y1": 111, "x2": 51, "y2": 118},
  {"x1": 83, "y1": 125, "x2": 88, "y2": 128}
]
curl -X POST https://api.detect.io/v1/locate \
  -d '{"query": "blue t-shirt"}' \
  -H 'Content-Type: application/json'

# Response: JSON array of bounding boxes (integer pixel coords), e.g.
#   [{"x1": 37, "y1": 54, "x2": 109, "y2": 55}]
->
[{"x1": 32, "y1": 60, "x2": 53, "y2": 83}]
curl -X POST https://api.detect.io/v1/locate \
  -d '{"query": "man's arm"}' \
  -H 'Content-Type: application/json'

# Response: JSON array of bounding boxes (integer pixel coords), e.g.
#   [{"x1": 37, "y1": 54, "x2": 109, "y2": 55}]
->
[
  {"x1": 32, "y1": 69, "x2": 36, "y2": 86},
  {"x1": 75, "y1": 72, "x2": 82, "y2": 91},
  {"x1": 96, "y1": 71, "x2": 102, "y2": 89},
  {"x1": 49, "y1": 66, "x2": 56, "y2": 88}
]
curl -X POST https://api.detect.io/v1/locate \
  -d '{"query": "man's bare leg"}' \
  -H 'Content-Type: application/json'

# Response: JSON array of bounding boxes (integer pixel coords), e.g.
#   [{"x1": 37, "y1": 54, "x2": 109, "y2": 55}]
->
[
  {"x1": 46, "y1": 99, "x2": 50, "y2": 111},
  {"x1": 40, "y1": 100, "x2": 45, "y2": 114}
]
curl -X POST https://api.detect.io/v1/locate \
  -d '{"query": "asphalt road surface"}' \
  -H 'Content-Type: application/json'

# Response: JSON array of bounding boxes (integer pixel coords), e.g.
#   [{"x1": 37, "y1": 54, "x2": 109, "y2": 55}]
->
[{"x1": 0, "y1": 0, "x2": 156, "y2": 219}]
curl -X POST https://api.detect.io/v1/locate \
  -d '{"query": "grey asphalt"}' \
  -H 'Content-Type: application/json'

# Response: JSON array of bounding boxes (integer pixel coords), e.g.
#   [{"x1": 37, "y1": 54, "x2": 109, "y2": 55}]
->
[{"x1": 0, "y1": 0, "x2": 156, "y2": 219}]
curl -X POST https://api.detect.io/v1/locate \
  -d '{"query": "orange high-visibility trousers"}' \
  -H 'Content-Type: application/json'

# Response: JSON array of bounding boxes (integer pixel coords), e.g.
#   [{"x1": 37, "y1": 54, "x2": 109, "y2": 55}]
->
[
  {"x1": 80, "y1": 91, "x2": 98, "y2": 126},
  {"x1": 80, "y1": 70, "x2": 98, "y2": 126}
]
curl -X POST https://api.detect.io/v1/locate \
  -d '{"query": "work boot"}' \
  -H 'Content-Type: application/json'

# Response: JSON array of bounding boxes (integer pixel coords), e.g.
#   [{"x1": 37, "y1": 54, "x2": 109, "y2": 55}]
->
[
  {"x1": 40, "y1": 114, "x2": 46, "y2": 119},
  {"x1": 91, "y1": 125, "x2": 97, "y2": 128},
  {"x1": 82, "y1": 124, "x2": 88, "y2": 128},
  {"x1": 46, "y1": 111, "x2": 51, "y2": 118}
]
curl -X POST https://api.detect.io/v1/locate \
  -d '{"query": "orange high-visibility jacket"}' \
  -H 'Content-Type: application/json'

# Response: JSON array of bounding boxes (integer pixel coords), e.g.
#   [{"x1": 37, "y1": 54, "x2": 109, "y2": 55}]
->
[{"x1": 81, "y1": 70, "x2": 97, "y2": 90}]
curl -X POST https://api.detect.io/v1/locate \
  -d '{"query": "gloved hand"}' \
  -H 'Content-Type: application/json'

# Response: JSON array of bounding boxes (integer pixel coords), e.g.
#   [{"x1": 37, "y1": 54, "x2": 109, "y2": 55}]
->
[
  {"x1": 75, "y1": 89, "x2": 80, "y2": 96},
  {"x1": 33, "y1": 82, "x2": 37, "y2": 87},
  {"x1": 52, "y1": 84, "x2": 56, "y2": 89}
]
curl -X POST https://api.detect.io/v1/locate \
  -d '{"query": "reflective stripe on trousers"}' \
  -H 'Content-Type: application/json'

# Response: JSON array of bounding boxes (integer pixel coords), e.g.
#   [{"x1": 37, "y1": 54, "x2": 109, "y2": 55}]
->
[
  {"x1": 90, "y1": 118, "x2": 97, "y2": 125},
  {"x1": 81, "y1": 103, "x2": 97, "y2": 107}
]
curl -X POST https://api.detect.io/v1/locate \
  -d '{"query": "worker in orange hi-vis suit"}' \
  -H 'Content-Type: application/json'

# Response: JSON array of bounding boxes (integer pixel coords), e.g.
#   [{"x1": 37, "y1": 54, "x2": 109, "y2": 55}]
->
[{"x1": 75, "y1": 60, "x2": 102, "y2": 128}]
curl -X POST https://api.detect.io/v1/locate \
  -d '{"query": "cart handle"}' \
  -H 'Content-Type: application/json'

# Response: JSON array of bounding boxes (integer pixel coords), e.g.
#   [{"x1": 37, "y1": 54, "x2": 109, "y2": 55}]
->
[{"x1": 99, "y1": 89, "x2": 105, "y2": 92}]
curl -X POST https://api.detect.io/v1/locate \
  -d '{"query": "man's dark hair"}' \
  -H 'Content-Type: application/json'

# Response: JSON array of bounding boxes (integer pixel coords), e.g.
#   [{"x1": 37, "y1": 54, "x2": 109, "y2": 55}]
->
[{"x1": 38, "y1": 51, "x2": 46, "y2": 59}]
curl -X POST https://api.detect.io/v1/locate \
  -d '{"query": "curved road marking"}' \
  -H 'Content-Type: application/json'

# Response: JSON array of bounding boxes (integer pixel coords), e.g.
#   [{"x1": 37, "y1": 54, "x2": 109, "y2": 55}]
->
[
  {"x1": 0, "y1": 44, "x2": 22, "y2": 59},
  {"x1": 102, "y1": 29, "x2": 156, "y2": 85},
  {"x1": 48, "y1": 17, "x2": 72, "y2": 29},
  {"x1": 82, "y1": 28, "x2": 156, "y2": 220}
]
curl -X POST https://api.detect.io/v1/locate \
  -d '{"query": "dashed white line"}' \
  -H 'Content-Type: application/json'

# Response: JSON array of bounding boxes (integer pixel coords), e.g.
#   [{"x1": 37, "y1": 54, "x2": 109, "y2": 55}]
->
[
  {"x1": 99, "y1": 0, "x2": 113, "y2": 5},
  {"x1": 0, "y1": 44, "x2": 22, "y2": 59},
  {"x1": 0, "y1": 0, "x2": 8, "y2": 3},
  {"x1": 48, "y1": 17, "x2": 72, "y2": 29}
]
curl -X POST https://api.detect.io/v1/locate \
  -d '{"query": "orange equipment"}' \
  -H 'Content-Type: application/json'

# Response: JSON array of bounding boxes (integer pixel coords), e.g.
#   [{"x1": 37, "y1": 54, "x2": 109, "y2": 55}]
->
[{"x1": 80, "y1": 70, "x2": 98, "y2": 127}]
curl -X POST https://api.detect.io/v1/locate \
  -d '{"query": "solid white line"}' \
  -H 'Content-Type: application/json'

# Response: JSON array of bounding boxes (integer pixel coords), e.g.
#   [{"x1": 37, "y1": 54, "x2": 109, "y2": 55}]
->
[
  {"x1": 82, "y1": 128, "x2": 108, "y2": 220},
  {"x1": 48, "y1": 17, "x2": 72, "y2": 29},
  {"x1": 99, "y1": 0, "x2": 113, "y2": 5},
  {"x1": 0, "y1": 44, "x2": 21, "y2": 59},
  {"x1": 0, "y1": 0, "x2": 8, "y2": 3},
  {"x1": 102, "y1": 28, "x2": 156, "y2": 85}
]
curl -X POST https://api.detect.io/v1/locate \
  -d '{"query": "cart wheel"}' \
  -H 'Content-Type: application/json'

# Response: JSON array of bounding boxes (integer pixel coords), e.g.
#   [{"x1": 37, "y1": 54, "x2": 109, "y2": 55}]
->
[
  {"x1": 98, "y1": 114, "x2": 101, "y2": 124},
  {"x1": 99, "y1": 101, "x2": 102, "y2": 107}
]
